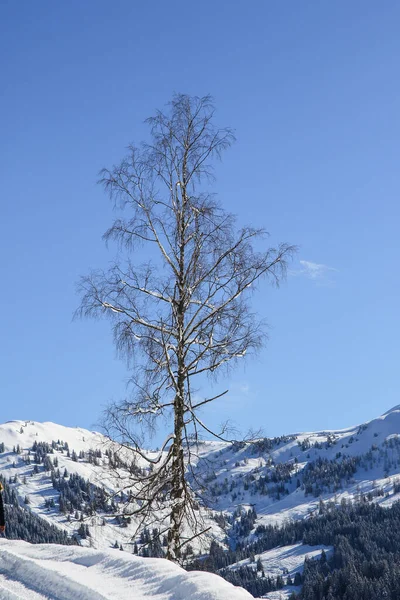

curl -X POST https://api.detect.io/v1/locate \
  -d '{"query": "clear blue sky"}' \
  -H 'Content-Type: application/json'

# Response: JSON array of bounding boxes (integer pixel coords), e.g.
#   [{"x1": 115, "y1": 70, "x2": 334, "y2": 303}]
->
[{"x1": 1, "y1": 1, "x2": 399, "y2": 442}]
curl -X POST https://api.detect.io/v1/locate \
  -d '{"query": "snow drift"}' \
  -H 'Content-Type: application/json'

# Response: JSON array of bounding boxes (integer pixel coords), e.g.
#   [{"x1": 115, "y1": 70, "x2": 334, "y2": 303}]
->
[{"x1": 0, "y1": 539, "x2": 254, "y2": 600}]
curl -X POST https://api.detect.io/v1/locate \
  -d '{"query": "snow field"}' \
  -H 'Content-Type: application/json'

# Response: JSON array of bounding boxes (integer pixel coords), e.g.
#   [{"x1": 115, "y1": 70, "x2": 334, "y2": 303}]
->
[{"x1": 231, "y1": 543, "x2": 332, "y2": 579}]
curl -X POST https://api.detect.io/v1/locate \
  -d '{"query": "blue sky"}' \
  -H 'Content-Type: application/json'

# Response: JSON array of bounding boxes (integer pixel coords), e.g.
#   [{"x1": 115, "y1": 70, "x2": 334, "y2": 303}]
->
[{"x1": 1, "y1": 1, "x2": 399, "y2": 443}]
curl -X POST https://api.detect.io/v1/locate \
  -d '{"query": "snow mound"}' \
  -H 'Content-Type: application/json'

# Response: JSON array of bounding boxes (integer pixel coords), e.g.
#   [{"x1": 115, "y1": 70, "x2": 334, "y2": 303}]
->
[
  {"x1": 0, "y1": 421, "x2": 103, "y2": 453},
  {"x1": 0, "y1": 539, "x2": 254, "y2": 600}
]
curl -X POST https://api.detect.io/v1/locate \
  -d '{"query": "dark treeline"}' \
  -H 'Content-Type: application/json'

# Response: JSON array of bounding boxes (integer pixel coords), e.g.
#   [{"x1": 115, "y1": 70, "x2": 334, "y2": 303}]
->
[
  {"x1": 190, "y1": 499, "x2": 400, "y2": 599},
  {"x1": 220, "y1": 564, "x2": 285, "y2": 597},
  {"x1": 299, "y1": 500, "x2": 400, "y2": 600},
  {"x1": 0, "y1": 475, "x2": 76, "y2": 545}
]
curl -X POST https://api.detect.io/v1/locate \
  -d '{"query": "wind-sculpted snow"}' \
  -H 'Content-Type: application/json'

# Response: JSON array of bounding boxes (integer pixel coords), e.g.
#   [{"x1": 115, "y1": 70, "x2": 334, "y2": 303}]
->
[{"x1": 0, "y1": 539, "x2": 254, "y2": 599}]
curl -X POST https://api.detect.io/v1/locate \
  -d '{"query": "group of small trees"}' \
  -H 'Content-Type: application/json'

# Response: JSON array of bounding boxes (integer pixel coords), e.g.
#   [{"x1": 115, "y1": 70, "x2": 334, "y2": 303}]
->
[{"x1": 0, "y1": 475, "x2": 76, "y2": 545}]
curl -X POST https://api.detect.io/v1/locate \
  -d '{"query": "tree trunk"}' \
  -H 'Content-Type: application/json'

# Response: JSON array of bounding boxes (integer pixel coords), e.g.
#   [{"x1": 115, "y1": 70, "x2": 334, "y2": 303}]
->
[
  {"x1": 167, "y1": 186, "x2": 186, "y2": 561},
  {"x1": 166, "y1": 382, "x2": 185, "y2": 560}
]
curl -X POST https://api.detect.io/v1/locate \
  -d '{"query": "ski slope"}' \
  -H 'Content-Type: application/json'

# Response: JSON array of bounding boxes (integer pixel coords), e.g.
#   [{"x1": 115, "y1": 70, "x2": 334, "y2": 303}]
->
[{"x1": 0, "y1": 539, "x2": 254, "y2": 600}]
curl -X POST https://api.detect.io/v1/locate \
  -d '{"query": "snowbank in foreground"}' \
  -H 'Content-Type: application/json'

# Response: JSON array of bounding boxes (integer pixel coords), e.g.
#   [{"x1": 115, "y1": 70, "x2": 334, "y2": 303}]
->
[{"x1": 0, "y1": 539, "x2": 253, "y2": 600}]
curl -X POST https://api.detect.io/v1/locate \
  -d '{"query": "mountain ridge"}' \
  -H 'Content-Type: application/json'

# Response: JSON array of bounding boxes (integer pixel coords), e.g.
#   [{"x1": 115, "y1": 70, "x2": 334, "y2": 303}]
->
[{"x1": 2, "y1": 406, "x2": 400, "y2": 599}]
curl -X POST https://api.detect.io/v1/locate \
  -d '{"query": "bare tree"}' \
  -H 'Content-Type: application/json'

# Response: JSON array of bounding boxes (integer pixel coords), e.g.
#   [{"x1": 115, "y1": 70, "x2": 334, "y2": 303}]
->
[{"x1": 78, "y1": 94, "x2": 295, "y2": 560}]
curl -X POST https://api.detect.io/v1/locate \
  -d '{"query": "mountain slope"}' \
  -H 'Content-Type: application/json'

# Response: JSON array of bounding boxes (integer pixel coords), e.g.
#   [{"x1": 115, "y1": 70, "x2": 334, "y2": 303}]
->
[
  {"x1": 2, "y1": 408, "x2": 400, "y2": 549},
  {"x1": 2, "y1": 407, "x2": 400, "y2": 598}
]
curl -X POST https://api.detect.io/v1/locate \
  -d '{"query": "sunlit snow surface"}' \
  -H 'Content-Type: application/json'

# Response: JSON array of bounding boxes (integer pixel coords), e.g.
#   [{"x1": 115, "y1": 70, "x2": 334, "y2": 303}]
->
[
  {"x1": 0, "y1": 539, "x2": 254, "y2": 600},
  {"x1": 229, "y1": 543, "x2": 332, "y2": 600}
]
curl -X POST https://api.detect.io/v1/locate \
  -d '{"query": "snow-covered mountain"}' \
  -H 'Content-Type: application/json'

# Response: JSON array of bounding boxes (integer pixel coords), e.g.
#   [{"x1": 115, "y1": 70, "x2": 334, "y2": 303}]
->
[
  {"x1": 195, "y1": 403, "x2": 400, "y2": 526},
  {"x1": 2, "y1": 406, "x2": 400, "y2": 598}
]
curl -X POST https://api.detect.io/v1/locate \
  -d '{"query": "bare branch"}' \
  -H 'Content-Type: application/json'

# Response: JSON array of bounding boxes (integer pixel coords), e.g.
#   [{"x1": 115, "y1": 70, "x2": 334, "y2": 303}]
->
[{"x1": 77, "y1": 93, "x2": 295, "y2": 561}]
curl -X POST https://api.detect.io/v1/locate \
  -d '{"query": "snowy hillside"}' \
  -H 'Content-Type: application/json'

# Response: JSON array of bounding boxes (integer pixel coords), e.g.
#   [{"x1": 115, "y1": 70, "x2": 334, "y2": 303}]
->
[
  {"x1": 0, "y1": 539, "x2": 254, "y2": 599},
  {"x1": 2, "y1": 408, "x2": 400, "y2": 597},
  {"x1": 193, "y1": 404, "x2": 400, "y2": 520},
  {"x1": 2, "y1": 408, "x2": 400, "y2": 547}
]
